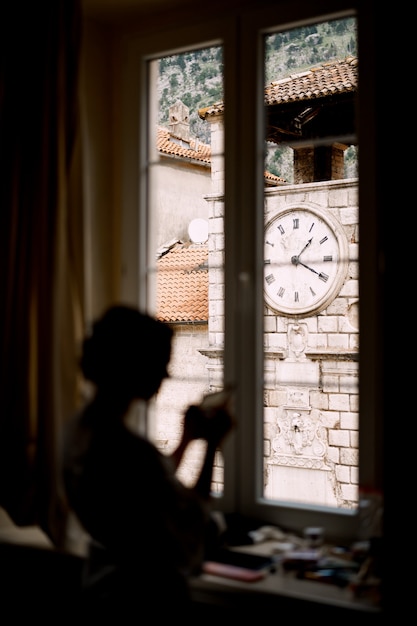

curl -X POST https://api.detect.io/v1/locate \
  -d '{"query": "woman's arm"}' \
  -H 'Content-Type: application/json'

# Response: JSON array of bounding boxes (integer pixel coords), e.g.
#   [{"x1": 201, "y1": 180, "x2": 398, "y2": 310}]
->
[
  {"x1": 194, "y1": 407, "x2": 233, "y2": 498},
  {"x1": 170, "y1": 403, "x2": 234, "y2": 496}
]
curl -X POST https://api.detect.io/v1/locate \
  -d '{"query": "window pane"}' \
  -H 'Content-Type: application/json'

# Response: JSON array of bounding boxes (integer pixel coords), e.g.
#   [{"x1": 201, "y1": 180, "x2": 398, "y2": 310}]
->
[
  {"x1": 262, "y1": 16, "x2": 359, "y2": 510},
  {"x1": 145, "y1": 47, "x2": 225, "y2": 492}
]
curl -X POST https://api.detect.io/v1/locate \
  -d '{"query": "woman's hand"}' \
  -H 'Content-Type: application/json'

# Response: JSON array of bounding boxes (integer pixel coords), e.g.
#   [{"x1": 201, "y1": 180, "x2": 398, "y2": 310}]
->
[
  {"x1": 183, "y1": 404, "x2": 234, "y2": 446},
  {"x1": 204, "y1": 407, "x2": 234, "y2": 446}
]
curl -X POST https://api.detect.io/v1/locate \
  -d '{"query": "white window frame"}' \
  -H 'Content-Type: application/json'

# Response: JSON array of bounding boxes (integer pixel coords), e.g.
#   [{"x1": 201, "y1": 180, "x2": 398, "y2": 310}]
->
[{"x1": 116, "y1": 0, "x2": 380, "y2": 545}]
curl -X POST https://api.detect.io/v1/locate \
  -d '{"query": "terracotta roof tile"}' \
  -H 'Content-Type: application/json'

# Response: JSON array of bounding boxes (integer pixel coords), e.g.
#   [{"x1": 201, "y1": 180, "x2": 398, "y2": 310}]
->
[
  {"x1": 265, "y1": 56, "x2": 357, "y2": 106},
  {"x1": 157, "y1": 126, "x2": 286, "y2": 183},
  {"x1": 264, "y1": 170, "x2": 286, "y2": 186},
  {"x1": 198, "y1": 56, "x2": 358, "y2": 119},
  {"x1": 156, "y1": 242, "x2": 208, "y2": 323},
  {"x1": 157, "y1": 127, "x2": 211, "y2": 164}
]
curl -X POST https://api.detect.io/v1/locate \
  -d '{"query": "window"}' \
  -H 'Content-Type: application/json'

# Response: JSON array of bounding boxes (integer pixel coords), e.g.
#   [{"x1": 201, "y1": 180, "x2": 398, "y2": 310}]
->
[
  {"x1": 262, "y1": 18, "x2": 359, "y2": 511},
  {"x1": 118, "y1": 0, "x2": 379, "y2": 545},
  {"x1": 146, "y1": 46, "x2": 226, "y2": 490}
]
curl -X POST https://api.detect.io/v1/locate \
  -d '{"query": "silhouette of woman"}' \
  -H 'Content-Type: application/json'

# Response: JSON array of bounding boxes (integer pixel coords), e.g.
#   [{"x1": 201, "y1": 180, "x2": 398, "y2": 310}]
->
[{"x1": 62, "y1": 305, "x2": 233, "y2": 620}]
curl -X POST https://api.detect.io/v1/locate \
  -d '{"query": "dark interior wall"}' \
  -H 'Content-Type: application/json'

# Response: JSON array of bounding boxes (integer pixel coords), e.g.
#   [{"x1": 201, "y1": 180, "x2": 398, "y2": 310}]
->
[{"x1": 0, "y1": 543, "x2": 83, "y2": 622}]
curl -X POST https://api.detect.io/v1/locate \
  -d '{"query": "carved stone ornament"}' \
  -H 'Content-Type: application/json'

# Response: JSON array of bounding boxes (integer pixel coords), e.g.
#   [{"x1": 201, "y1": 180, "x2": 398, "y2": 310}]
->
[
  {"x1": 288, "y1": 323, "x2": 307, "y2": 358},
  {"x1": 272, "y1": 407, "x2": 326, "y2": 459}
]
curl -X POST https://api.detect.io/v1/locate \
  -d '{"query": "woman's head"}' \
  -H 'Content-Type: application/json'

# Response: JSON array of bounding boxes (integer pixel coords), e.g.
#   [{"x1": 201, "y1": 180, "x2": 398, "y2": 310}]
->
[{"x1": 80, "y1": 305, "x2": 173, "y2": 400}]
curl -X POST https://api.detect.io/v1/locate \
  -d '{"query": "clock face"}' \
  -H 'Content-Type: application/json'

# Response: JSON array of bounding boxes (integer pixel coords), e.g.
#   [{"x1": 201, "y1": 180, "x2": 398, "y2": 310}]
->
[{"x1": 264, "y1": 206, "x2": 348, "y2": 316}]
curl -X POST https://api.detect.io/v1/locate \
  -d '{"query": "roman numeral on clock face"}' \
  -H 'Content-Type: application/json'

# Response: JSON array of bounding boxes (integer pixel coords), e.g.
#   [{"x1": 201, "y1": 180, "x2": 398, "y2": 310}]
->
[{"x1": 265, "y1": 273, "x2": 275, "y2": 285}]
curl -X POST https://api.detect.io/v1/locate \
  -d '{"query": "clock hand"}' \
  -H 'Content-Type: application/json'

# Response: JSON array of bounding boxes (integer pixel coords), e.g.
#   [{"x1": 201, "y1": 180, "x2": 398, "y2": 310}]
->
[
  {"x1": 297, "y1": 238, "x2": 312, "y2": 258},
  {"x1": 298, "y1": 261, "x2": 329, "y2": 282},
  {"x1": 298, "y1": 260, "x2": 319, "y2": 275},
  {"x1": 291, "y1": 238, "x2": 313, "y2": 266}
]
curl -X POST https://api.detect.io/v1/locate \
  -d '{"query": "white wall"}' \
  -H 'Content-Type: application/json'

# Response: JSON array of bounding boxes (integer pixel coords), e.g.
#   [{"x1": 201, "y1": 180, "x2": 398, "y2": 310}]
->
[{"x1": 152, "y1": 158, "x2": 211, "y2": 248}]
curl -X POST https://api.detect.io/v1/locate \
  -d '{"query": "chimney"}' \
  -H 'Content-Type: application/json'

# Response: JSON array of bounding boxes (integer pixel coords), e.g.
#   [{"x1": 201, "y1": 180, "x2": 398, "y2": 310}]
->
[{"x1": 169, "y1": 100, "x2": 190, "y2": 142}]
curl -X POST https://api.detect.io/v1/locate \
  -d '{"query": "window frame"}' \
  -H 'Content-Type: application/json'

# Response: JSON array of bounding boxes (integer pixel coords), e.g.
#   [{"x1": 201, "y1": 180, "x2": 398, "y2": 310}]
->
[{"x1": 116, "y1": 0, "x2": 380, "y2": 545}]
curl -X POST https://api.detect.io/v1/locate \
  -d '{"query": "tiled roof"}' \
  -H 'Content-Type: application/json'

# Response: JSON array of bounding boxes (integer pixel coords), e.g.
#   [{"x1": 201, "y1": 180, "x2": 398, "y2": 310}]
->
[
  {"x1": 264, "y1": 170, "x2": 286, "y2": 186},
  {"x1": 157, "y1": 127, "x2": 211, "y2": 164},
  {"x1": 198, "y1": 56, "x2": 358, "y2": 119},
  {"x1": 157, "y1": 125, "x2": 286, "y2": 184},
  {"x1": 156, "y1": 241, "x2": 208, "y2": 323},
  {"x1": 265, "y1": 56, "x2": 357, "y2": 105}
]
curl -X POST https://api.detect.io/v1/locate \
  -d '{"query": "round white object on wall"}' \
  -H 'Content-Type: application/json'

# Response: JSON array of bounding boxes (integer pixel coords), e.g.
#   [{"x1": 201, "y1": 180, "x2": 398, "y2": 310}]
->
[{"x1": 188, "y1": 218, "x2": 208, "y2": 243}]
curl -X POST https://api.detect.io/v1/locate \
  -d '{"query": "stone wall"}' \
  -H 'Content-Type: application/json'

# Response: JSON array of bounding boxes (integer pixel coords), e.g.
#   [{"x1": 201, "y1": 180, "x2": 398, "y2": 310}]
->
[
  {"x1": 203, "y1": 172, "x2": 359, "y2": 507},
  {"x1": 262, "y1": 179, "x2": 359, "y2": 508}
]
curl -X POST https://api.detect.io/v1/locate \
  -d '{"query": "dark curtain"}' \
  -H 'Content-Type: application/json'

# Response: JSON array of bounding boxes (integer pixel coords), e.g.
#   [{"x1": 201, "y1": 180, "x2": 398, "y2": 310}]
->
[{"x1": 0, "y1": 0, "x2": 84, "y2": 546}]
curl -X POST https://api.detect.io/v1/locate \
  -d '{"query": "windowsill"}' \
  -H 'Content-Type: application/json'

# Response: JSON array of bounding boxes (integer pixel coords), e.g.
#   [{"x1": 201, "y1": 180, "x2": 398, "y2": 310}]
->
[
  {"x1": 191, "y1": 572, "x2": 382, "y2": 624},
  {"x1": 190, "y1": 568, "x2": 381, "y2": 615},
  {"x1": 190, "y1": 541, "x2": 382, "y2": 618}
]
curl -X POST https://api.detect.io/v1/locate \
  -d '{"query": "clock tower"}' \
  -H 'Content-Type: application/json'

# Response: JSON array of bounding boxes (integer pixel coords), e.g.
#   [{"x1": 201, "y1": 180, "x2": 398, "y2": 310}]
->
[{"x1": 199, "y1": 56, "x2": 359, "y2": 509}]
